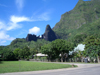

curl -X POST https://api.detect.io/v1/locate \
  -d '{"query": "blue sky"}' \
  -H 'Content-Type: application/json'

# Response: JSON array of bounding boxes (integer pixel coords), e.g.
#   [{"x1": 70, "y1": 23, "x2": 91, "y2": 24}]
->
[{"x1": 0, "y1": 0, "x2": 90, "y2": 46}]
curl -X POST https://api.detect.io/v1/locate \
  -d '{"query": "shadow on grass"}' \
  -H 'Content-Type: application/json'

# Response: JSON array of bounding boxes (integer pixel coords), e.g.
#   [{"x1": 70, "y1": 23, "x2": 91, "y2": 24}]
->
[
  {"x1": 0, "y1": 58, "x2": 3, "y2": 64},
  {"x1": 0, "y1": 61, "x2": 3, "y2": 64}
]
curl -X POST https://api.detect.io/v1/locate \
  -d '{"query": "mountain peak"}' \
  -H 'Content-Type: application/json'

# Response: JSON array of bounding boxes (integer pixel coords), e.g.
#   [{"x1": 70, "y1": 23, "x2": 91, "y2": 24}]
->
[
  {"x1": 43, "y1": 25, "x2": 57, "y2": 41},
  {"x1": 45, "y1": 24, "x2": 52, "y2": 31}
]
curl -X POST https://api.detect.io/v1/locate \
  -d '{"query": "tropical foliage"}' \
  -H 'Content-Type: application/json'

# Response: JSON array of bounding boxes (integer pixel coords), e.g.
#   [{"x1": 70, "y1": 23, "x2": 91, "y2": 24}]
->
[
  {"x1": 83, "y1": 36, "x2": 100, "y2": 61},
  {"x1": 41, "y1": 39, "x2": 74, "y2": 62}
]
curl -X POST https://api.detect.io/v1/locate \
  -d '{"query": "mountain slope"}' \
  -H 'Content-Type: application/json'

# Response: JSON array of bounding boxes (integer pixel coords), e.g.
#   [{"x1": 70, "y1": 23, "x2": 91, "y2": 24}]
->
[
  {"x1": 71, "y1": 18, "x2": 100, "y2": 41},
  {"x1": 53, "y1": 0, "x2": 100, "y2": 39}
]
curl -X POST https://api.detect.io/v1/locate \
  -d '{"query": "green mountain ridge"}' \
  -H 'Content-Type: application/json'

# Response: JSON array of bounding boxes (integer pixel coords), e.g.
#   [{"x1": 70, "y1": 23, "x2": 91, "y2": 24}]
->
[{"x1": 53, "y1": 0, "x2": 100, "y2": 39}]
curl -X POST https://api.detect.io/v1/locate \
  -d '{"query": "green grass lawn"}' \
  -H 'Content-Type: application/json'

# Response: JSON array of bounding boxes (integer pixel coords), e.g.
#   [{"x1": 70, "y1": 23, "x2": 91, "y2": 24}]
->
[{"x1": 0, "y1": 61, "x2": 76, "y2": 73}]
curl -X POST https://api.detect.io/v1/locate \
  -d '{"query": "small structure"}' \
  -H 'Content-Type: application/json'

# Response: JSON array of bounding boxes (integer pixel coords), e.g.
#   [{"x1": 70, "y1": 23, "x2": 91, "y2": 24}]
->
[
  {"x1": 35, "y1": 53, "x2": 48, "y2": 57},
  {"x1": 33, "y1": 53, "x2": 48, "y2": 61}
]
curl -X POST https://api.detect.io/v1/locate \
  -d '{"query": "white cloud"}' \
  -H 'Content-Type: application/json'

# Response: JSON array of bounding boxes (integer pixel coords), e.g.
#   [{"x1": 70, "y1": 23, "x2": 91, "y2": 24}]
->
[
  {"x1": 16, "y1": 0, "x2": 24, "y2": 11},
  {"x1": 6, "y1": 15, "x2": 33, "y2": 31},
  {"x1": 1, "y1": 41, "x2": 6, "y2": 43},
  {"x1": 7, "y1": 22, "x2": 21, "y2": 31},
  {"x1": 0, "y1": 14, "x2": 37, "y2": 45},
  {"x1": 37, "y1": 12, "x2": 50, "y2": 21},
  {"x1": 0, "y1": 30, "x2": 15, "y2": 45},
  {"x1": 0, "y1": 17, "x2": 22, "y2": 31},
  {"x1": 29, "y1": 27, "x2": 40, "y2": 35},
  {"x1": 0, "y1": 21, "x2": 15, "y2": 45},
  {"x1": 32, "y1": 11, "x2": 51, "y2": 21},
  {"x1": 10, "y1": 15, "x2": 31, "y2": 23},
  {"x1": 0, "y1": 31, "x2": 15, "y2": 40},
  {"x1": 0, "y1": 15, "x2": 35, "y2": 44},
  {"x1": 0, "y1": 40, "x2": 6, "y2": 45},
  {"x1": 0, "y1": 21, "x2": 6, "y2": 30}
]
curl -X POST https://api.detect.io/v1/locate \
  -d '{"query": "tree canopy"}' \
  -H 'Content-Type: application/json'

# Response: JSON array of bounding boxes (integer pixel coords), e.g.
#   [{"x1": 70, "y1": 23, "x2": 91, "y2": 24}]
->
[
  {"x1": 41, "y1": 39, "x2": 74, "y2": 62},
  {"x1": 84, "y1": 35, "x2": 100, "y2": 62},
  {"x1": 19, "y1": 46, "x2": 30, "y2": 59}
]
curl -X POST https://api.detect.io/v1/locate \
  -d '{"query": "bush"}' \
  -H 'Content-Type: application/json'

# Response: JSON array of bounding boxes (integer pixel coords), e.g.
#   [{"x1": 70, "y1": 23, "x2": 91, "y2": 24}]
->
[{"x1": 3, "y1": 50, "x2": 16, "y2": 61}]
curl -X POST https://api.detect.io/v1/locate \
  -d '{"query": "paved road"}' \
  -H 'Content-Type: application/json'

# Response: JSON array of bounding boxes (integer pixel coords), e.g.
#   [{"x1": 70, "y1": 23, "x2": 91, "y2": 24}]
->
[{"x1": 0, "y1": 63, "x2": 100, "y2": 75}]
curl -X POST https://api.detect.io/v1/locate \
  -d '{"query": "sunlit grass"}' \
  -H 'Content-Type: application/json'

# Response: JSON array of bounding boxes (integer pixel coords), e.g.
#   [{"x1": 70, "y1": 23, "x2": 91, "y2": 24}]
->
[{"x1": 0, "y1": 61, "x2": 76, "y2": 73}]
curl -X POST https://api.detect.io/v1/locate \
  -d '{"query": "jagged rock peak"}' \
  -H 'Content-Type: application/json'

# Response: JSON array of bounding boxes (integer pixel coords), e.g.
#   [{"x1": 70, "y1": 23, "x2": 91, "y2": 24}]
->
[
  {"x1": 26, "y1": 34, "x2": 37, "y2": 41},
  {"x1": 43, "y1": 24, "x2": 57, "y2": 41},
  {"x1": 45, "y1": 24, "x2": 52, "y2": 31}
]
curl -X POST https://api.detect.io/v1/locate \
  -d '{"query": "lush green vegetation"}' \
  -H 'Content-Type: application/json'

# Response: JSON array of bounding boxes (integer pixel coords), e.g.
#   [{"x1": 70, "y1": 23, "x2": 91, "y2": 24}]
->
[
  {"x1": 41, "y1": 39, "x2": 74, "y2": 62},
  {"x1": 53, "y1": 0, "x2": 100, "y2": 40},
  {"x1": 70, "y1": 18, "x2": 100, "y2": 44},
  {"x1": 0, "y1": 39, "x2": 74, "y2": 62},
  {"x1": 7, "y1": 39, "x2": 50, "y2": 51},
  {"x1": 0, "y1": 39, "x2": 50, "y2": 61},
  {"x1": 0, "y1": 36, "x2": 100, "y2": 63},
  {"x1": 0, "y1": 61, "x2": 74, "y2": 73},
  {"x1": 83, "y1": 36, "x2": 100, "y2": 62}
]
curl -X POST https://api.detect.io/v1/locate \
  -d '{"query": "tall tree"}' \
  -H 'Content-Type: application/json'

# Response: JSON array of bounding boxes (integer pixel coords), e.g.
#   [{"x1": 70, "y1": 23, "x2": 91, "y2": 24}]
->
[
  {"x1": 84, "y1": 36, "x2": 100, "y2": 63},
  {"x1": 13, "y1": 48, "x2": 20, "y2": 59},
  {"x1": 51, "y1": 39, "x2": 74, "y2": 62},
  {"x1": 73, "y1": 34, "x2": 87, "y2": 46},
  {"x1": 2, "y1": 48, "x2": 16, "y2": 61},
  {"x1": 30, "y1": 48, "x2": 38, "y2": 59},
  {"x1": 19, "y1": 46, "x2": 30, "y2": 59},
  {"x1": 41, "y1": 43, "x2": 57, "y2": 61}
]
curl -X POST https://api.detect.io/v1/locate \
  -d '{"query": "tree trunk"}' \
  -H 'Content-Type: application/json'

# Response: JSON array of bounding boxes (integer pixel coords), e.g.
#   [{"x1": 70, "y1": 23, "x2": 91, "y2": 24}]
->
[
  {"x1": 81, "y1": 57, "x2": 84, "y2": 62},
  {"x1": 97, "y1": 55, "x2": 99, "y2": 63},
  {"x1": 65, "y1": 58, "x2": 66, "y2": 62},
  {"x1": 75, "y1": 57, "x2": 77, "y2": 62},
  {"x1": 49, "y1": 57, "x2": 50, "y2": 62},
  {"x1": 61, "y1": 52, "x2": 63, "y2": 62}
]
